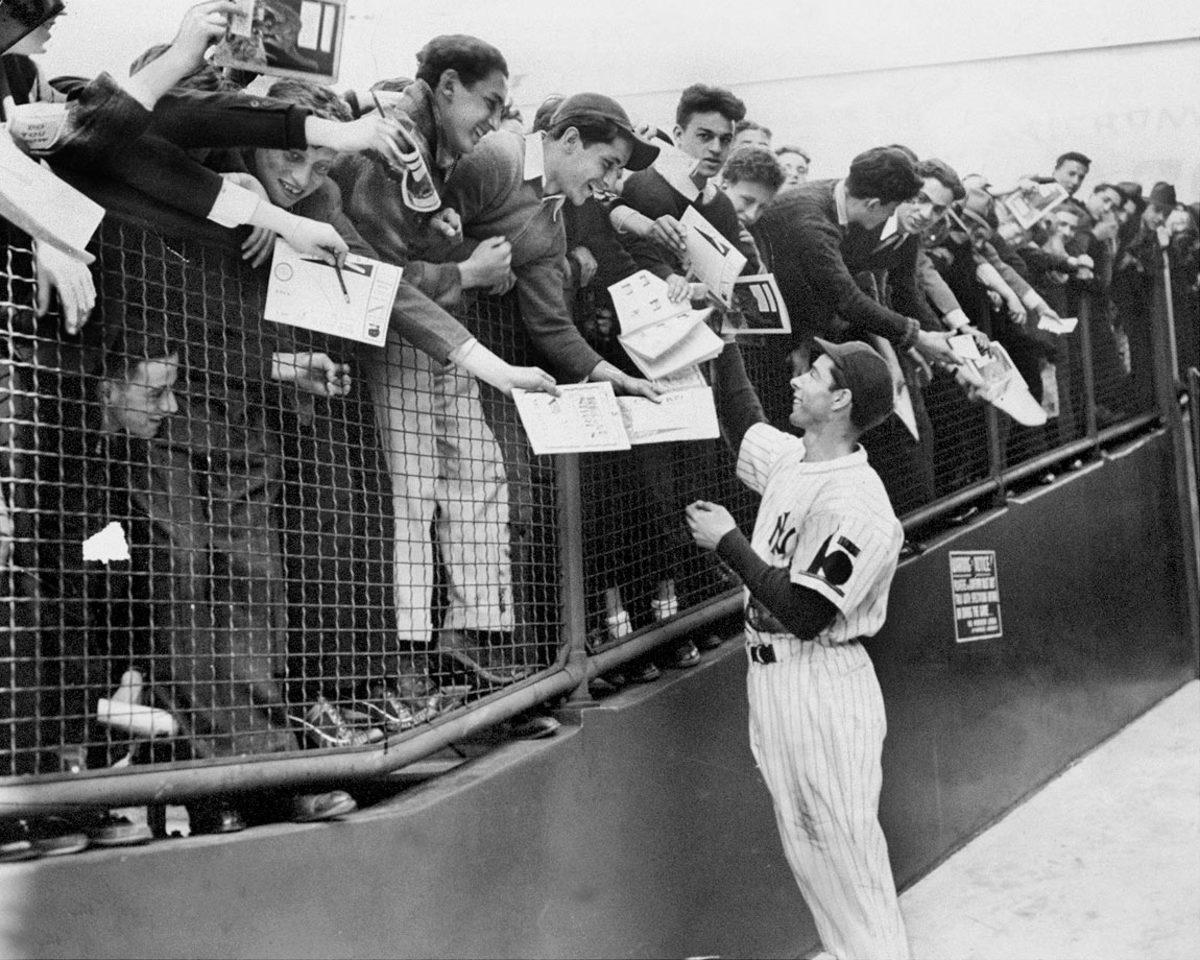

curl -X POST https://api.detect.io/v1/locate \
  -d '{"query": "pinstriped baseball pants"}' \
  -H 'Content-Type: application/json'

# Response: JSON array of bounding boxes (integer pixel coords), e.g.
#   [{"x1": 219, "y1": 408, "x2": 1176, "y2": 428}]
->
[{"x1": 747, "y1": 640, "x2": 910, "y2": 960}]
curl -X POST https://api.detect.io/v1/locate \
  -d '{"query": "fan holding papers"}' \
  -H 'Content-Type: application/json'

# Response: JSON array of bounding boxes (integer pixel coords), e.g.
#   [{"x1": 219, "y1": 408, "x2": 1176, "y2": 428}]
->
[
  {"x1": 679, "y1": 205, "x2": 747, "y2": 308},
  {"x1": 608, "y1": 270, "x2": 724, "y2": 380},
  {"x1": 264, "y1": 238, "x2": 401, "y2": 346}
]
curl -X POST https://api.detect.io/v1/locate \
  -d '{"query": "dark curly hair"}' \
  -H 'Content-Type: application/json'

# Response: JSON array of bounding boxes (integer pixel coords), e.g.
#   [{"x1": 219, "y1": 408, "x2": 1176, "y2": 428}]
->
[
  {"x1": 266, "y1": 78, "x2": 351, "y2": 122},
  {"x1": 846, "y1": 147, "x2": 922, "y2": 204},
  {"x1": 415, "y1": 35, "x2": 508, "y2": 89},
  {"x1": 722, "y1": 146, "x2": 784, "y2": 192},
  {"x1": 676, "y1": 84, "x2": 746, "y2": 128}
]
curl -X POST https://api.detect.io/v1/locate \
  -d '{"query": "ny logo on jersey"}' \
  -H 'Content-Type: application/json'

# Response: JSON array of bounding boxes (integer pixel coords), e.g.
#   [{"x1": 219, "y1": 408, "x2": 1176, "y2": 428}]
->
[
  {"x1": 805, "y1": 533, "x2": 861, "y2": 595},
  {"x1": 766, "y1": 512, "x2": 798, "y2": 558}
]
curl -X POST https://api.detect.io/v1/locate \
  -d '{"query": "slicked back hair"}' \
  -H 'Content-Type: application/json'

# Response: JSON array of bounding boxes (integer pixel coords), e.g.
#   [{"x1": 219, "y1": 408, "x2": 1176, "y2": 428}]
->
[
  {"x1": 734, "y1": 119, "x2": 772, "y2": 139},
  {"x1": 915, "y1": 158, "x2": 965, "y2": 201},
  {"x1": 1055, "y1": 151, "x2": 1092, "y2": 170}
]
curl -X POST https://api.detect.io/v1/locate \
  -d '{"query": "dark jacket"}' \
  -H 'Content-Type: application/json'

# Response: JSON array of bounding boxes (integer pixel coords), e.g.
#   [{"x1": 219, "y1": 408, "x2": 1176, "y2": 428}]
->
[{"x1": 755, "y1": 179, "x2": 920, "y2": 348}]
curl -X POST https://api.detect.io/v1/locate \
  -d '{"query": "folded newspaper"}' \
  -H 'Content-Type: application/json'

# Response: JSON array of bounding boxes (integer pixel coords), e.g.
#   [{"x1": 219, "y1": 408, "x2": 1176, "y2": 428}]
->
[
  {"x1": 608, "y1": 270, "x2": 723, "y2": 379},
  {"x1": 999, "y1": 181, "x2": 1070, "y2": 231},
  {"x1": 958, "y1": 342, "x2": 1047, "y2": 426}
]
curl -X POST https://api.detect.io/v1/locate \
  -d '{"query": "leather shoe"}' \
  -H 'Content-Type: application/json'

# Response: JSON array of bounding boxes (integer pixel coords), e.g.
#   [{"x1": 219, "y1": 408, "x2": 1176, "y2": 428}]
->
[
  {"x1": 626, "y1": 658, "x2": 662, "y2": 683},
  {"x1": 660, "y1": 639, "x2": 701, "y2": 669},
  {"x1": 507, "y1": 712, "x2": 560, "y2": 740},
  {"x1": 696, "y1": 633, "x2": 724, "y2": 652},
  {"x1": 290, "y1": 790, "x2": 357, "y2": 823},
  {"x1": 188, "y1": 804, "x2": 247, "y2": 836}
]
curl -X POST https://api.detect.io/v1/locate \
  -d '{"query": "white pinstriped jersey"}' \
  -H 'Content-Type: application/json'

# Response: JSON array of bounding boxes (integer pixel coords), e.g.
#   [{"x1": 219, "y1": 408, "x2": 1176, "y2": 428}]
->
[{"x1": 736, "y1": 422, "x2": 903, "y2": 645}]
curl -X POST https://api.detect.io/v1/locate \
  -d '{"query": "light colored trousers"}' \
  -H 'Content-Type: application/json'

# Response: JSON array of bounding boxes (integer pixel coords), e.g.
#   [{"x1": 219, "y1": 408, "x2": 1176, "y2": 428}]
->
[
  {"x1": 747, "y1": 638, "x2": 911, "y2": 960},
  {"x1": 364, "y1": 339, "x2": 513, "y2": 644}
]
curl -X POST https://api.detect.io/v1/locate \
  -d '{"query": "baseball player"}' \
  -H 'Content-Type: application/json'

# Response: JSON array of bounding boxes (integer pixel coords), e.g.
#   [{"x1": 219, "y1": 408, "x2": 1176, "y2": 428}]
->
[{"x1": 685, "y1": 338, "x2": 909, "y2": 959}]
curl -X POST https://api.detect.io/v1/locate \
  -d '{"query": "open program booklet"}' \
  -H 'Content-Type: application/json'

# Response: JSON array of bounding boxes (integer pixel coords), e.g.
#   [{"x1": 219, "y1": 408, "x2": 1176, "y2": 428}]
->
[
  {"x1": 608, "y1": 270, "x2": 724, "y2": 380},
  {"x1": 513, "y1": 366, "x2": 719, "y2": 455}
]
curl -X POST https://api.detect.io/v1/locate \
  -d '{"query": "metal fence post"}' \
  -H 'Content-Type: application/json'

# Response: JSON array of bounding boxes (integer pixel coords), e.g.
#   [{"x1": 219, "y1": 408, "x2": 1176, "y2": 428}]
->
[
  {"x1": 554, "y1": 452, "x2": 595, "y2": 715},
  {"x1": 984, "y1": 405, "x2": 1007, "y2": 506},
  {"x1": 1150, "y1": 252, "x2": 1200, "y2": 673},
  {"x1": 1076, "y1": 295, "x2": 1099, "y2": 444}
]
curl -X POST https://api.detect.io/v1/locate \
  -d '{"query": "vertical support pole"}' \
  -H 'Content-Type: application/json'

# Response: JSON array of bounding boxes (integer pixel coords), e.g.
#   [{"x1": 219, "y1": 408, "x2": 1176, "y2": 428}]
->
[
  {"x1": 984, "y1": 405, "x2": 1007, "y2": 506},
  {"x1": 1189, "y1": 368, "x2": 1200, "y2": 676},
  {"x1": 1076, "y1": 295, "x2": 1099, "y2": 444},
  {"x1": 1150, "y1": 252, "x2": 1200, "y2": 672},
  {"x1": 554, "y1": 452, "x2": 594, "y2": 715}
]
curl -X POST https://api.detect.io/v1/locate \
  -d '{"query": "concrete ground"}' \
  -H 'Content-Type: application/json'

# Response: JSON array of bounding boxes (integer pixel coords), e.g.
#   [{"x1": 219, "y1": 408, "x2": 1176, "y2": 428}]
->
[{"x1": 900, "y1": 680, "x2": 1200, "y2": 960}]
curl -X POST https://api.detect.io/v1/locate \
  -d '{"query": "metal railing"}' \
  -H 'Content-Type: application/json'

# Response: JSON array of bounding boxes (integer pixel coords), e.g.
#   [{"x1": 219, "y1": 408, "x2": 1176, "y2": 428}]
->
[{"x1": 0, "y1": 203, "x2": 1186, "y2": 818}]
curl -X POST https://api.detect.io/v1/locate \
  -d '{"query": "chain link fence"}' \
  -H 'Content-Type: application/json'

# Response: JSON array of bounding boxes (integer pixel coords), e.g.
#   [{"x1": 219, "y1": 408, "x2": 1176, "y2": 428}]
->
[{"x1": 0, "y1": 204, "x2": 1176, "y2": 811}]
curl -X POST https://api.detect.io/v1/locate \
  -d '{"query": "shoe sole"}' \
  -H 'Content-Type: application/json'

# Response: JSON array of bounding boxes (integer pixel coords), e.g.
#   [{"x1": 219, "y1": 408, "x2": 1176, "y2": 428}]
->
[
  {"x1": 90, "y1": 831, "x2": 152, "y2": 847},
  {"x1": 32, "y1": 836, "x2": 90, "y2": 857}
]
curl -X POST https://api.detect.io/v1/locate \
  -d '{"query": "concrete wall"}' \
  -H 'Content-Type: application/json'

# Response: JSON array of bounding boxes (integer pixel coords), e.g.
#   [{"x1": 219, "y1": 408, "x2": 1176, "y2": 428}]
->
[{"x1": 0, "y1": 430, "x2": 1193, "y2": 959}]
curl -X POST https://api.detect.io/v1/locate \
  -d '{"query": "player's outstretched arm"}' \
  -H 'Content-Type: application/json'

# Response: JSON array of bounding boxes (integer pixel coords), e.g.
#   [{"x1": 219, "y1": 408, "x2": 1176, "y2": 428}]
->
[
  {"x1": 686, "y1": 501, "x2": 837, "y2": 640},
  {"x1": 712, "y1": 340, "x2": 768, "y2": 454}
]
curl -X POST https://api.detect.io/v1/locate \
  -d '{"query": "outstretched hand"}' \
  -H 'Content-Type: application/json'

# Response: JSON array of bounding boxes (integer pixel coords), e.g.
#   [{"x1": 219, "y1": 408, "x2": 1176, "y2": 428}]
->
[{"x1": 272, "y1": 352, "x2": 352, "y2": 397}]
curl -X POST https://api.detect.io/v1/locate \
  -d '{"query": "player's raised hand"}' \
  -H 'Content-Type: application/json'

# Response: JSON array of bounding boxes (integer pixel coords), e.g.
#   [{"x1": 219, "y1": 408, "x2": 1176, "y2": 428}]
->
[{"x1": 685, "y1": 500, "x2": 737, "y2": 551}]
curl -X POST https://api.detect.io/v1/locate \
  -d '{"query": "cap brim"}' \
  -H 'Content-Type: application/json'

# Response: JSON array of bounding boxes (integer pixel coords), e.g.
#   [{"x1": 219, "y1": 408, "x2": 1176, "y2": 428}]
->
[
  {"x1": 813, "y1": 337, "x2": 848, "y2": 361},
  {"x1": 621, "y1": 129, "x2": 660, "y2": 172}
]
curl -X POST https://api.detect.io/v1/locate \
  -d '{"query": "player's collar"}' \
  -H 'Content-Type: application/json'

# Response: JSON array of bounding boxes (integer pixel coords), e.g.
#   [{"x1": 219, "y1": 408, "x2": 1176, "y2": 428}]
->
[{"x1": 797, "y1": 443, "x2": 869, "y2": 471}]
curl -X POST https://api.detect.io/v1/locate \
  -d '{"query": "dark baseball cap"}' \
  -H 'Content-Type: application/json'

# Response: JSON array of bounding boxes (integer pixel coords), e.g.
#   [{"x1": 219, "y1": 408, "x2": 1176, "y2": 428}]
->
[
  {"x1": 814, "y1": 338, "x2": 895, "y2": 433},
  {"x1": 549, "y1": 93, "x2": 660, "y2": 171},
  {"x1": 1, "y1": 0, "x2": 63, "y2": 54}
]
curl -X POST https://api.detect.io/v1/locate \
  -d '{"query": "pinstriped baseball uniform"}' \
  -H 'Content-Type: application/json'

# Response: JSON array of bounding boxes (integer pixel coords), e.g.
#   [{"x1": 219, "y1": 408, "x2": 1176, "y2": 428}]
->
[{"x1": 737, "y1": 422, "x2": 909, "y2": 960}]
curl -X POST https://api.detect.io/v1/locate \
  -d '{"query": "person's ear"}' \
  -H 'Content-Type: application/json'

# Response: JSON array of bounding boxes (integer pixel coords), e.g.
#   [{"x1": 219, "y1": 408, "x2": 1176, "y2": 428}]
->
[
  {"x1": 438, "y1": 69, "x2": 459, "y2": 100},
  {"x1": 672, "y1": 123, "x2": 684, "y2": 144},
  {"x1": 559, "y1": 126, "x2": 580, "y2": 152}
]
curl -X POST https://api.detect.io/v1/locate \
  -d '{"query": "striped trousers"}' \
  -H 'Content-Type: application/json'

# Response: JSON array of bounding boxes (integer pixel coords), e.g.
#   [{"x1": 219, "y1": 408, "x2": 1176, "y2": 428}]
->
[{"x1": 747, "y1": 638, "x2": 910, "y2": 960}]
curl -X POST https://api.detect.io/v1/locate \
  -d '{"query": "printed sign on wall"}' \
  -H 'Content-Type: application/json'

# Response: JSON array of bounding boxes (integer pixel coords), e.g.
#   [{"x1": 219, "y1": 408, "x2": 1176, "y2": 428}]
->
[{"x1": 949, "y1": 550, "x2": 1002, "y2": 642}]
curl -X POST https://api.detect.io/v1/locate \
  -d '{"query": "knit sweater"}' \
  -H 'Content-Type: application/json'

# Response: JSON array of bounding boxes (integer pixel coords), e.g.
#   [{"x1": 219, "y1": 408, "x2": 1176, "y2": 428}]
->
[
  {"x1": 440, "y1": 131, "x2": 603, "y2": 381},
  {"x1": 616, "y1": 165, "x2": 748, "y2": 279}
]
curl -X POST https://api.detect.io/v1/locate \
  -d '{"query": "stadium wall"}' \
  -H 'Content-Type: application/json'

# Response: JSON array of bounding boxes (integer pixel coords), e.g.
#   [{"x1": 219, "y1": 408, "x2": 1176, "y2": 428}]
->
[{"x1": 1, "y1": 428, "x2": 1192, "y2": 960}]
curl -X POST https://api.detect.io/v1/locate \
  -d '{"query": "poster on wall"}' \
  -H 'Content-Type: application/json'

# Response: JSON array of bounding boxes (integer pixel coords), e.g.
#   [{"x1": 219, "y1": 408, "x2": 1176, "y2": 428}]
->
[{"x1": 949, "y1": 550, "x2": 1003, "y2": 642}]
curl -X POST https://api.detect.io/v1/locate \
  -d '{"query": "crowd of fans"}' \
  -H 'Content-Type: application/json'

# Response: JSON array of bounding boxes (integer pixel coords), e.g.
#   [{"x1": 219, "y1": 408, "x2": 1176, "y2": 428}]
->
[{"x1": 0, "y1": 1, "x2": 1196, "y2": 858}]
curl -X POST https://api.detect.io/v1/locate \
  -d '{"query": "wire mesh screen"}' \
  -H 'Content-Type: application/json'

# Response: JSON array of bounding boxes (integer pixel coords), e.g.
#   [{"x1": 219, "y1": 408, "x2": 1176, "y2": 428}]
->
[
  {"x1": 571, "y1": 289, "x2": 756, "y2": 652},
  {"x1": 0, "y1": 213, "x2": 564, "y2": 781}
]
